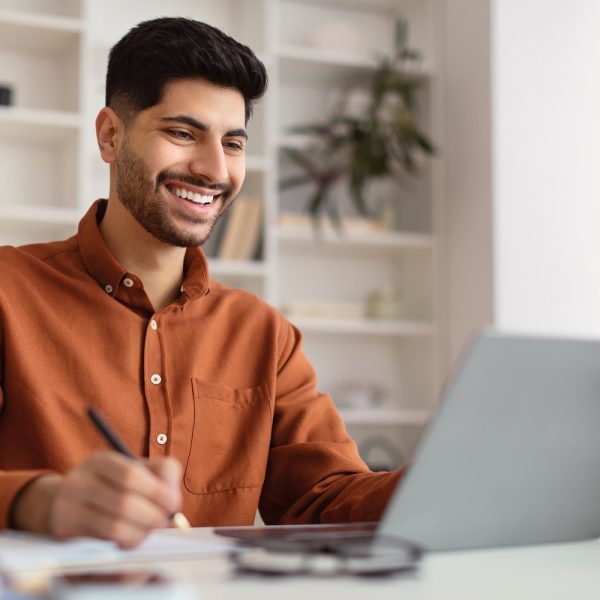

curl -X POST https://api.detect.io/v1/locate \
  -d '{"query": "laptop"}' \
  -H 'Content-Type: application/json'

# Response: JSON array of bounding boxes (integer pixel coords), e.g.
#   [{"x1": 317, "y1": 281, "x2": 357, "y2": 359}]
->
[{"x1": 217, "y1": 331, "x2": 600, "y2": 552}]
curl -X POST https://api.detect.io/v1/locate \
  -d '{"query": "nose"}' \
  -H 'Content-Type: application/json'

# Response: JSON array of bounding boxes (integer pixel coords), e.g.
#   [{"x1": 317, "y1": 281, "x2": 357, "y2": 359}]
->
[{"x1": 189, "y1": 137, "x2": 229, "y2": 184}]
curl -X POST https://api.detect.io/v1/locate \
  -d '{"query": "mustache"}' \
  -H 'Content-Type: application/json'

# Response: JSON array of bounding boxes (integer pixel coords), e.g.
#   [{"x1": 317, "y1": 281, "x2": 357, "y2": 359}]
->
[{"x1": 156, "y1": 171, "x2": 232, "y2": 196}]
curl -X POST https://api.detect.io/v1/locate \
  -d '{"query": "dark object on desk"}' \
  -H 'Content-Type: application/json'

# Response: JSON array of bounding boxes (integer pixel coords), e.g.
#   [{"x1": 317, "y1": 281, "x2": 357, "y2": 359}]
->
[
  {"x1": 0, "y1": 85, "x2": 12, "y2": 106},
  {"x1": 220, "y1": 526, "x2": 421, "y2": 577}
]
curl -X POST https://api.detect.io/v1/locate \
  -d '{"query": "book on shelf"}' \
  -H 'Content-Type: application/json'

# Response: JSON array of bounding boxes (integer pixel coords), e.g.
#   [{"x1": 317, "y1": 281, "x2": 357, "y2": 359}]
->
[{"x1": 217, "y1": 196, "x2": 263, "y2": 260}]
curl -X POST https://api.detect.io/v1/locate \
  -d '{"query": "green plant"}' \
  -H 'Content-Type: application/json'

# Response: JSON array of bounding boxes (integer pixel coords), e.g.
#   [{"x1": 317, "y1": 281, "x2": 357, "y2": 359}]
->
[{"x1": 280, "y1": 21, "x2": 436, "y2": 224}]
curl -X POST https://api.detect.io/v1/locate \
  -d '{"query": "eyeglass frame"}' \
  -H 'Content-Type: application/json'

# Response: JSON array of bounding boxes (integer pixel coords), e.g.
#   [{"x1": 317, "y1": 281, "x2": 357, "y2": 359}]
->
[{"x1": 228, "y1": 534, "x2": 423, "y2": 577}]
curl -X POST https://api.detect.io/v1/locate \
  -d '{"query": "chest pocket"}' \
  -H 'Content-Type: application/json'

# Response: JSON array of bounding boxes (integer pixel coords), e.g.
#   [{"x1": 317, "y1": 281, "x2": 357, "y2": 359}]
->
[{"x1": 184, "y1": 378, "x2": 272, "y2": 494}]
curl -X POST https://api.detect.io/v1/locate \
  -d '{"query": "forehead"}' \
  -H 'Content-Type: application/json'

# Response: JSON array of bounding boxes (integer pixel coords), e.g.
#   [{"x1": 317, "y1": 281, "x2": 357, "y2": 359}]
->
[{"x1": 145, "y1": 78, "x2": 246, "y2": 128}]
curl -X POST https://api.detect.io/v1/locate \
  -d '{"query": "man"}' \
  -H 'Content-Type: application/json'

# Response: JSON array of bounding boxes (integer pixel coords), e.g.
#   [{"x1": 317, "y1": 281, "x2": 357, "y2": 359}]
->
[{"x1": 0, "y1": 17, "x2": 402, "y2": 548}]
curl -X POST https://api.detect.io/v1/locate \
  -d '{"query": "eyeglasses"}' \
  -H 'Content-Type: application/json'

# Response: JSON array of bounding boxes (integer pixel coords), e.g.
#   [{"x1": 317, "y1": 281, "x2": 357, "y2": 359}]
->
[{"x1": 229, "y1": 535, "x2": 422, "y2": 577}]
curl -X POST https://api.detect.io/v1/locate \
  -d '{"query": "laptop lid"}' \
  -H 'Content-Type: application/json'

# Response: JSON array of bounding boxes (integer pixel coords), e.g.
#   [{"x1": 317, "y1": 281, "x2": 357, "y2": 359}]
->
[{"x1": 379, "y1": 330, "x2": 600, "y2": 551}]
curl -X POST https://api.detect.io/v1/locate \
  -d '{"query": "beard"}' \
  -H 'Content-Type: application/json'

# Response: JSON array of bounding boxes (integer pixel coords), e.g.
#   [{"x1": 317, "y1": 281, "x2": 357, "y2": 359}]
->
[{"x1": 115, "y1": 139, "x2": 234, "y2": 247}]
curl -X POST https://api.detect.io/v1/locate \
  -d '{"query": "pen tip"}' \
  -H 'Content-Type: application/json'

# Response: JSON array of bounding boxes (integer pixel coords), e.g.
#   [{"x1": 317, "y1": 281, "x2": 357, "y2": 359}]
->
[{"x1": 172, "y1": 512, "x2": 192, "y2": 530}]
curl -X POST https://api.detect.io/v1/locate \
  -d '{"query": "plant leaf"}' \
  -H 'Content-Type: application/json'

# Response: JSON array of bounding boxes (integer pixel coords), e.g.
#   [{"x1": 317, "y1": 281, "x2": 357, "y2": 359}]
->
[{"x1": 279, "y1": 174, "x2": 313, "y2": 190}]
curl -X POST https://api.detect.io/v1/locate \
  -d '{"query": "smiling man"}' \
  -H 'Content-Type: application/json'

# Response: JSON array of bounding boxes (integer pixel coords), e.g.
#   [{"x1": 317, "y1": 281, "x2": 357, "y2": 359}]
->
[{"x1": 0, "y1": 18, "x2": 402, "y2": 548}]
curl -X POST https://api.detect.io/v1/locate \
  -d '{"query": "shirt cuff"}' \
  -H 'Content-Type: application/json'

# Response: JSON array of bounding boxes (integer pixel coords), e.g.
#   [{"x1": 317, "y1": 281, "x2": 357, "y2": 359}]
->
[{"x1": 0, "y1": 470, "x2": 56, "y2": 529}]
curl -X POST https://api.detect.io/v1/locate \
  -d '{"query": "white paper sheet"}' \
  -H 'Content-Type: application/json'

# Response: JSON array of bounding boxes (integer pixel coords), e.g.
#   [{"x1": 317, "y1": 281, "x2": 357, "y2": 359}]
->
[{"x1": 0, "y1": 529, "x2": 234, "y2": 573}]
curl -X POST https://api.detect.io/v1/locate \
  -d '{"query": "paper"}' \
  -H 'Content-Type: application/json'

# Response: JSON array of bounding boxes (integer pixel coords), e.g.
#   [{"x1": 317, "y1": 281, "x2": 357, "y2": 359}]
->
[{"x1": 0, "y1": 530, "x2": 234, "y2": 574}]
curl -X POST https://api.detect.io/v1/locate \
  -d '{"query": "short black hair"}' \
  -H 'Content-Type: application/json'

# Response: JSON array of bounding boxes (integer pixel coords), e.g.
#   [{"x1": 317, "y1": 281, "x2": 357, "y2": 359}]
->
[{"x1": 105, "y1": 17, "x2": 268, "y2": 123}]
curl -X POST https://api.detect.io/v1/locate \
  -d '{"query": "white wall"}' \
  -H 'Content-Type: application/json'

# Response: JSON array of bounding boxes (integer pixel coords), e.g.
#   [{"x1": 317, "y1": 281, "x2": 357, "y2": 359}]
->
[
  {"x1": 492, "y1": 0, "x2": 600, "y2": 336},
  {"x1": 439, "y1": 0, "x2": 494, "y2": 373}
]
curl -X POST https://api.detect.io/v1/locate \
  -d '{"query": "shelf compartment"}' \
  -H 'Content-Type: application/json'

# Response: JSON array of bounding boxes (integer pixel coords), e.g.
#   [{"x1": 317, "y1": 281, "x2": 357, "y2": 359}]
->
[
  {"x1": 0, "y1": 107, "x2": 81, "y2": 142},
  {"x1": 289, "y1": 316, "x2": 435, "y2": 337},
  {"x1": 339, "y1": 408, "x2": 431, "y2": 426},
  {"x1": 207, "y1": 259, "x2": 267, "y2": 279},
  {"x1": 275, "y1": 225, "x2": 433, "y2": 251},
  {"x1": 0, "y1": 10, "x2": 82, "y2": 53},
  {"x1": 0, "y1": 14, "x2": 80, "y2": 113},
  {"x1": 278, "y1": 44, "x2": 430, "y2": 87},
  {"x1": 0, "y1": 205, "x2": 81, "y2": 246},
  {"x1": 0, "y1": 205, "x2": 82, "y2": 225},
  {"x1": 0, "y1": 118, "x2": 79, "y2": 210},
  {"x1": 278, "y1": 44, "x2": 379, "y2": 86}
]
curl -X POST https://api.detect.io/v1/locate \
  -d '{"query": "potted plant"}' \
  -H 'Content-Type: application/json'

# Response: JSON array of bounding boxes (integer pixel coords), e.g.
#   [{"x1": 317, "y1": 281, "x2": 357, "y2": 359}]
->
[{"x1": 280, "y1": 21, "x2": 436, "y2": 226}]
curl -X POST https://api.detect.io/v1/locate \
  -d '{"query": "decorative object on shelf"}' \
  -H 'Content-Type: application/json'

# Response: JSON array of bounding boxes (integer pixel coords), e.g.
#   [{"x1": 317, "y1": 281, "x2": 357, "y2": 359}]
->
[
  {"x1": 279, "y1": 19, "x2": 435, "y2": 225},
  {"x1": 365, "y1": 285, "x2": 403, "y2": 320},
  {"x1": 334, "y1": 382, "x2": 388, "y2": 410},
  {"x1": 0, "y1": 85, "x2": 13, "y2": 106},
  {"x1": 359, "y1": 434, "x2": 405, "y2": 471}
]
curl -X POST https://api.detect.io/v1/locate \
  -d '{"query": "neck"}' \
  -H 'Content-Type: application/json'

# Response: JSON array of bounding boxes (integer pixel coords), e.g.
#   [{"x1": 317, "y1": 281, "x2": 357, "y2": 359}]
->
[{"x1": 99, "y1": 199, "x2": 186, "y2": 310}]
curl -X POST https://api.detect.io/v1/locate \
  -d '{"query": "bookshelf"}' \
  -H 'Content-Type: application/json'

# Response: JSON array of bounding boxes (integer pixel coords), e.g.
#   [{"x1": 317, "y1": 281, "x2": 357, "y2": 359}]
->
[{"x1": 0, "y1": 0, "x2": 442, "y2": 467}]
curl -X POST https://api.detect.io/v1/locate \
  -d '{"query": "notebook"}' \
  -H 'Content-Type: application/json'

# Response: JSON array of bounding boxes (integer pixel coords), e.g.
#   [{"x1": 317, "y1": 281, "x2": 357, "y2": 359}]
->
[{"x1": 217, "y1": 330, "x2": 600, "y2": 551}]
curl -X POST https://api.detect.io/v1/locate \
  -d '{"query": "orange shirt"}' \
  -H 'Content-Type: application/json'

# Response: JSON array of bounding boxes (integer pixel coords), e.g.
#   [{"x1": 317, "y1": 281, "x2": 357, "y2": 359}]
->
[{"x1": 0, "y1": 200, "x2": 401, "y2": 528}]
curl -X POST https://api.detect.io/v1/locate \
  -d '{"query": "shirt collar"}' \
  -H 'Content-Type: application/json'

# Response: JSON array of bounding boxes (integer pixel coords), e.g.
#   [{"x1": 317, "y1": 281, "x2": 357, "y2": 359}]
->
[{"x1": 78, "y1": 199, "x2": 210, "y2": 303}]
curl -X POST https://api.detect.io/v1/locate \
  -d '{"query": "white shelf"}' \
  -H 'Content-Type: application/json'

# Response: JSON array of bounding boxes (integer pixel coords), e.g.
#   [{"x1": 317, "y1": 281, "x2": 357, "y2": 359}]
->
[
  {"x1": 0, "y1": 10, "x2": 82, "y2": 52},
  {"x1": 279, "y1": 44, "x2": 380, "y2": 70},
  {"x1": 278, "y1": 44, "x2": 430, "y2": 86},
  {"x1": 0, "y1": 206, "x2": 82, "y2": 226},
  {"x1": 275, "y1": 225, "x2": 434, "y2": 251},
  {"x1": 208, "y1": 259, "x2": 267, "y2": 278},
  {"x1": 288, "y1": 316, "x2": 435, "y2": 337},
  {"x1": 0, "y1": 107, "x2": 81, "y2": 142},
  {"x1": 339, "y1": 408, "x2": 431, "y2": 426}
]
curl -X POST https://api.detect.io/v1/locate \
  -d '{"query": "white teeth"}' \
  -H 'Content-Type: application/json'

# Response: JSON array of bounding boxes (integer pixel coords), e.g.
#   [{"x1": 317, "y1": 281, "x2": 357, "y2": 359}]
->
[
  {"x1": 193, "y1": 193, "x2": 214, "y2": 204},
  {"x1": 172, "y1": 187, "x2": 214, "y2": 204}
]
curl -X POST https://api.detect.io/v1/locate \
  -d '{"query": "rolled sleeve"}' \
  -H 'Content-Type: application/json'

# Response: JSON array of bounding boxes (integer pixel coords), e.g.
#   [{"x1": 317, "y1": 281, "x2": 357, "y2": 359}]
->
[
  {"x1": 259, "y1": 320, "x2": 405, "y2": 524},
  {"x1": 0, "y1": 470, "x2": 56, "y2": 529}
]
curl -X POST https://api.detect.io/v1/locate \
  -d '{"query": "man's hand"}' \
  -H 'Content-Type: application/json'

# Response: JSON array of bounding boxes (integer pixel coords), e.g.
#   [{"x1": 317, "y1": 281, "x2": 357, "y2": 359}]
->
[{"x1": 11, "y1": 451, "x2": 182, "y2": 548}]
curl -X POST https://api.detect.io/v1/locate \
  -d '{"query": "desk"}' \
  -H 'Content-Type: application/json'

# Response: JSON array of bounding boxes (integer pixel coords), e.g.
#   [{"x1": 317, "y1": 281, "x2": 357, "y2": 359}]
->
[{"x1": 141, "y1": 529, "x2": 600, "y2": 600}]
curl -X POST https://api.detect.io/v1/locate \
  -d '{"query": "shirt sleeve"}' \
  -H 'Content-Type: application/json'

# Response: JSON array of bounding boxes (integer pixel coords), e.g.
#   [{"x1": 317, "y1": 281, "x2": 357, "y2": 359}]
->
[
  {"x1": 259, "y1": 319, "x2": 406, "y2": 524},
  {"x1": 0, "y1": 316, "x2": 55, "y2": 529},
  {"x1": 0, "y1": 469, "x2": 55, "y2": 529}
]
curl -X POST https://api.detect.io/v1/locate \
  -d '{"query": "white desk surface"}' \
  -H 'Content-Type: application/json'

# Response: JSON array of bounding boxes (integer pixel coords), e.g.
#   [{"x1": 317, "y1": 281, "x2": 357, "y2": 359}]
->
[{"x1": 143, "y1": 528, "x2": 600, "y2": 600}]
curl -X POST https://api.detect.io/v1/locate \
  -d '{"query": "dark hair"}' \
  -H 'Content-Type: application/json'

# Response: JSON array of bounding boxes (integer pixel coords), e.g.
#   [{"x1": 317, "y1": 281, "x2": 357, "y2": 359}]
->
[{"x1": 105, "y1": 17, "x2": 267, "y2": 123}]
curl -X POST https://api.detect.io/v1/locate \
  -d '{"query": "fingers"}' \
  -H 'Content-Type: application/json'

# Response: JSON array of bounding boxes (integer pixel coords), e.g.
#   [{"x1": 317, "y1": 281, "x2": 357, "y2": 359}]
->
[
  {"x1": 146, "y1": 456, "x2": 182, "y2": 489},
  {"x1": 47, "y1": 451, "x2": 184, "y2": 548},
  {"x1": 89, "y1": 452, "x2": 180, "y2": 514}
]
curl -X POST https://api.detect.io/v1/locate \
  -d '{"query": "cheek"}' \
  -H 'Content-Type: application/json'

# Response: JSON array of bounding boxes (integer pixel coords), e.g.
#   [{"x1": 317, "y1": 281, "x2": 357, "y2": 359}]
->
[
  {"x1": 139, "y1": 140, "x2": 185, "y2": 177},
  {"x1": 229, "y1": 160, "x2": 246, "y2": 191}
]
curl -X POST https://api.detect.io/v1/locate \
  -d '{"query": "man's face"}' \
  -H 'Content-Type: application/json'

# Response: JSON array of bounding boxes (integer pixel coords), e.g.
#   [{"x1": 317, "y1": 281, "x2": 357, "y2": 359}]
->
[{"x1": 114, "y1": 78, "x2": 247, "y2": 247}]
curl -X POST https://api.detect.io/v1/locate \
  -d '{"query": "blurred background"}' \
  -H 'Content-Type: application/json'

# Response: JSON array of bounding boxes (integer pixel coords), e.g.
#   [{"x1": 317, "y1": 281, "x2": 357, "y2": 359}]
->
[{"x1": 0, "y1": 0, "x2": 598, "y2": 470}]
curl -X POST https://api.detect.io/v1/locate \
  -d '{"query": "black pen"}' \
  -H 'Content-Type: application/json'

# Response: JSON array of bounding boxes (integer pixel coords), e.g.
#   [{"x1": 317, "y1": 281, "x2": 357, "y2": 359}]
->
[{"x1": 87, "y1": 407, "x2": 191, "y2": 530}]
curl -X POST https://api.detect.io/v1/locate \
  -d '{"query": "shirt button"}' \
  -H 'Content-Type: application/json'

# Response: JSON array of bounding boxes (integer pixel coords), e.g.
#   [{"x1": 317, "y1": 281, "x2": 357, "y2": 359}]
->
[
  {"x1": 150, "y1": 319, "x2": 158, "y2": 330},
  {"x1": 123, "y1": 277, "x2": 134, "y2": 288},
  {"x1": 104, "y1": 284, "x2": 113, "y2": 294},
  {"x1": 150, "y1": 374, "x2": 162, "y2": 385},
  {"x1": 157, "y1": 433, "x2": 168, "y2": 445}
]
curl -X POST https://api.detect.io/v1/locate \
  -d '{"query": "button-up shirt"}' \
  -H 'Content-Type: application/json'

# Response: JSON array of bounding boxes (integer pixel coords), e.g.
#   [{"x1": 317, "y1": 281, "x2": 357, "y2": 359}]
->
[{"x1": 0, "y1": 200, "x2": 401, "y2": 528}]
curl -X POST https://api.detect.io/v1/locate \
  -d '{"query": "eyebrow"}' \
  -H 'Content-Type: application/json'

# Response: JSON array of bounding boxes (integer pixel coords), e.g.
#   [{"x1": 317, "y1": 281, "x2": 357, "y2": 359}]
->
[{"x1": 160, "y1": 115, "x2": 248, "y2": 140}]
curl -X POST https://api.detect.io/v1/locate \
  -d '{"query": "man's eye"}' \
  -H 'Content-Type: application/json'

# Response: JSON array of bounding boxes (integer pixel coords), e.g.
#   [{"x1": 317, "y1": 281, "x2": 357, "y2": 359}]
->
[
  {"x1": 168, "y1": 129, "x2": 193, "y2": 140},
  {"x1": 225, "y1": 141, "x2": 244, "y2": 151}
]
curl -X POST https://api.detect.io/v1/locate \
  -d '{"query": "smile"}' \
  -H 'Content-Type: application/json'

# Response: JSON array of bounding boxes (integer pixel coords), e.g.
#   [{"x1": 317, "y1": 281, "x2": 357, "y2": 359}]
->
[{"x1": 172, "y1": 187, "x2": 214, "y2": 204}]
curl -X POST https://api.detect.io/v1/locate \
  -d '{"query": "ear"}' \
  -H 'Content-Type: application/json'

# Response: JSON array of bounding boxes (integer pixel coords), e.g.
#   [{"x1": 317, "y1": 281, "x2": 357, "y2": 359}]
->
[{"x1": 96, "y1": 107, "x2": 123, "y2": 164}]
